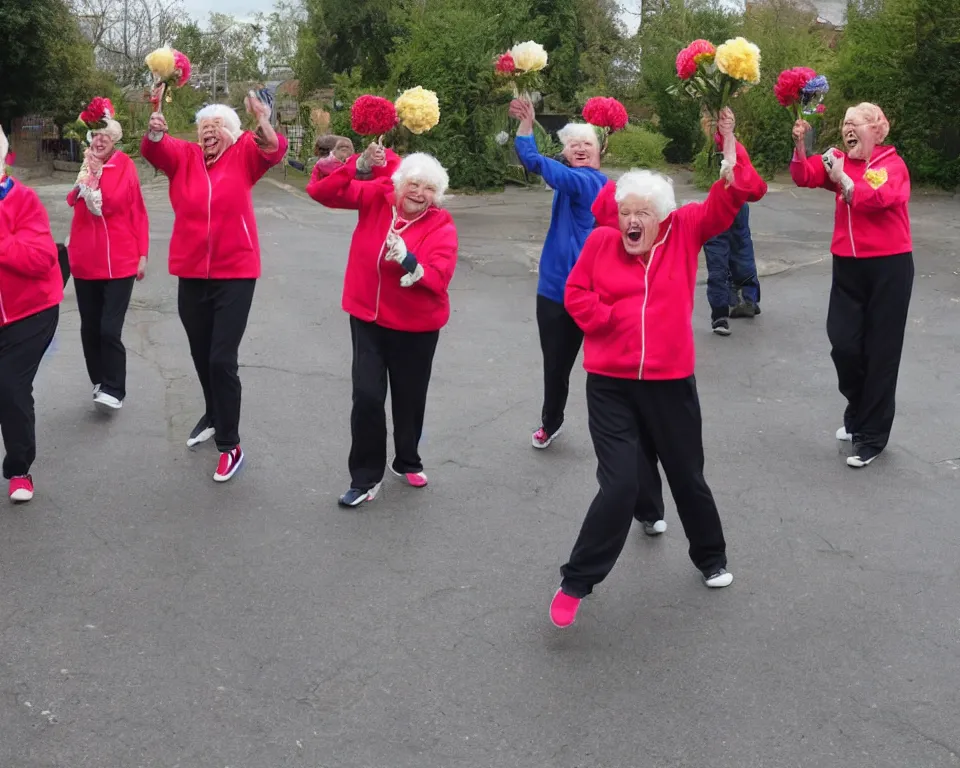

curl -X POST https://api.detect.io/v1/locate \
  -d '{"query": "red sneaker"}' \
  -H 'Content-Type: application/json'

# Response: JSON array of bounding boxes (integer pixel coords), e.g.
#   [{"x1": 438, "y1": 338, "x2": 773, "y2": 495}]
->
[
  {"x1": 390, "y1": 467, "x2": 428, "y2": 488},
  {"x1": 9, "y1": 475, "x2": 35, "y2": 504},
  {"x1": 532, "y1": 426, "x2": 563, "y2": 449},
  {"x1": 213, "y1": 446, "x2": 244, "y2": 483},
  {"x1": 549, "y1": 588, "x2": 581, "y2": 628}
]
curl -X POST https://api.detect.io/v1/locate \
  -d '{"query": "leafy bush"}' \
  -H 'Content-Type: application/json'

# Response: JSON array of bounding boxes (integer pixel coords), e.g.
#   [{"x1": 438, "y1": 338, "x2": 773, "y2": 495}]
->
[{"x1": 605, "y1": 125, "x2": 670, "y2": 169}]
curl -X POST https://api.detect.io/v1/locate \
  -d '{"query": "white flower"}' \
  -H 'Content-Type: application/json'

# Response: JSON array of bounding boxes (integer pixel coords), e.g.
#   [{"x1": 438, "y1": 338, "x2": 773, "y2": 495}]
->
[
  {"x1": 510, "y1": 41, "x2": 548, "y2": 72},
  {"x1": 495, "y1": 131, "x2": 510, "y2": 146}
]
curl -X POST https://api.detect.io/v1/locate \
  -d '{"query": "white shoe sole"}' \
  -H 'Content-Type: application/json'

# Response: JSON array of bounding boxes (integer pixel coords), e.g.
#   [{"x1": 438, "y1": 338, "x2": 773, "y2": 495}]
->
[
  {"x1": 705, "y1": 572, "x2": 734, "y2": 588},
  {"x1": 532, "y1": 426, "x2": 563, "y2": 449},
  {"x1": 846, "y1": 454, "x2": 877, "y2": 468},
  {"x1": 213, "y1": 452, "x2": 245, "y2": 482},
  {"x1": 187, "y1": 427, "x2": 216, "y2": 448},
  {"x1": 712, "y1": 326, "x2": 731, "y2": 336},
  {"x1": 836, "y1": 426, "x2": 853, "y2": 441},
  {"x1": 9, "y1": 489, "x2": 33, "y2": 503},
  {"x1": 94, "y1": 397, "x2": 122, "y2": 412}
]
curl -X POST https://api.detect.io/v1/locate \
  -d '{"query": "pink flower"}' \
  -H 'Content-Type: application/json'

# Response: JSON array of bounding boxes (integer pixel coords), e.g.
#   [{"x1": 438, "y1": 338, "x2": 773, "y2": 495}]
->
[
  {"x1": 688, "y1": 39, "x2": 716, "y2": 65},
  {"x1": 582, "y1": 97, "x2": 628, "y2": 132},
  {"x1": 676, "y1": 48, "x2": 697, "y2": 80},
  {"x1": 495, "y1": 52, "x2": 516, "y2": 75},
  {"x1": 173, "y1": 50, "x2": 192, "y2": 87},
  {"x1": 816, "y1": 103, "x2": 826, "y2": 114},
  {"x1": 774, "y1": 67, "x2": 816, "y2": 107}
]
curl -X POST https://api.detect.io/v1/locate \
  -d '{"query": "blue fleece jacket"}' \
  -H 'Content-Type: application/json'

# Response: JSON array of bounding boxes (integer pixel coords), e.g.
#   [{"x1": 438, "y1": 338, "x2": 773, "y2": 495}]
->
[{"x1": 515, "y1": 134, "x2": 608, "y2": 303}]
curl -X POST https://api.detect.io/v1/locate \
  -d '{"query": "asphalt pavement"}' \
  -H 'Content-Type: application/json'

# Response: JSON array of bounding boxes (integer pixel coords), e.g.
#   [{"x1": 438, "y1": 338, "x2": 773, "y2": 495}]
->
[{"x1": 2, "y1": 171, "x2": 959, "y2": 768}]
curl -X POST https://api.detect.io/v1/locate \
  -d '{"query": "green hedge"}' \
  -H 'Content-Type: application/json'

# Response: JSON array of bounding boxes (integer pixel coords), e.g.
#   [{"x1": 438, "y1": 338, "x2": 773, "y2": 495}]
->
[{"x1": 605, "y1": 125, "x2": 670, "y2": 169}]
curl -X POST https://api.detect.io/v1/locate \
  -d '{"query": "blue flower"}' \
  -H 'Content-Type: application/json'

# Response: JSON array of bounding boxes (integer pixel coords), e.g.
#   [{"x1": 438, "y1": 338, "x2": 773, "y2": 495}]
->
[{"x1": 802, "y1": 75, "x2": 830, "y2": 95}]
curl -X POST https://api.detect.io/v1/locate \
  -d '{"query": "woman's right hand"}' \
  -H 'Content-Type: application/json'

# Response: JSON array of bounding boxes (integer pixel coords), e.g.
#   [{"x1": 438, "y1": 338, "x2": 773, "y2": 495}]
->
[
  {"x1": 792, "y1": 119, "x2": 811, "y2": 152},
  {"x1": 148, "y1": 112, "x2": 168, "y2": 135}
]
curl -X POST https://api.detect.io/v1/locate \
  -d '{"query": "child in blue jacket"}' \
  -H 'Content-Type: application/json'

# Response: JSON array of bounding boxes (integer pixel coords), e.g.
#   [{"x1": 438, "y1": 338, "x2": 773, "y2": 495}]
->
[{"x1": 510, "y1": 99, "x2": 608, "y2": 449}]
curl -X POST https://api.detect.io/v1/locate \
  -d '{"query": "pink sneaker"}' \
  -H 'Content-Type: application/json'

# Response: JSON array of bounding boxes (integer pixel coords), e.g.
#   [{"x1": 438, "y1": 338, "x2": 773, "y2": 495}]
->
[
  {"x1": 9, "y1": 475, "x2": 34, "y2": 504},
  {"x1": 213, "y1": 446, "x2": 244, "y2": 483},
  {"x1": 390, "y1": 467, "x2": 428, "y2": 488},
  {"x1": 532, "y1": 425, "x2": 563, "y2": 449},
  {"x1": 549, "y1": 588, "x2": 581, "y2": 628}
]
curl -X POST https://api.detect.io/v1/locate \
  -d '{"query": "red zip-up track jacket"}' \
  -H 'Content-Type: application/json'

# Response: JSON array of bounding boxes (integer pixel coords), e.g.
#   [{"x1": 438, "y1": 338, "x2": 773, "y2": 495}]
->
[
  {"x1": 66, "y1": 151, "x2": 150, "y2": 280},
  {"x1": 140, "y1": 131, "x2": 288, "y2": 279},
  {"x1": 790, "y1": 144, "x2": 912, "y2": 258},
  {"x1": 0, "y1": 180, "x2": 63, "y2": 327},
  {"x1": 307, "y1": 155, "x2": 458, "y2": 333},
  {"x1": 565, "y1": 142, "x2": 767, "y2": 381}
]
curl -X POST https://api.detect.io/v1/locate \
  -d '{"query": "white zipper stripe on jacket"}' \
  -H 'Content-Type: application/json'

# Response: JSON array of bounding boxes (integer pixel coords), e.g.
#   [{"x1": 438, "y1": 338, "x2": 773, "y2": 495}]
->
[
  {"x1": 638, "y1": 222, "x2": 672, "y2": 380},
  {"x1": 205, "y1": 166, "x2": 213, "y2": 278},
  {"x1": 102, "y1": 216, "x2": 113, "y2": 278},
  {"x1": 241, "y1": 216, "x2": 253, "y2": 249},
  {"x1": 0, "y1": 283, "x2": 6, "y2": 325}
]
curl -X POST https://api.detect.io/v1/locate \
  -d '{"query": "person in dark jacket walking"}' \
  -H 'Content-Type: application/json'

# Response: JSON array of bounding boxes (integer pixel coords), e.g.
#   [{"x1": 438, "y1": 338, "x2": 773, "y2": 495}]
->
[
  {"x1": 510, "y1": 98, "x2": 608, "y2": 450},
  {"x1": 549, "y1": 109, "x2": 767, "y2": 628},
  {"x1": 0, "y1": 127, "x2": 64, "y2": 504}
]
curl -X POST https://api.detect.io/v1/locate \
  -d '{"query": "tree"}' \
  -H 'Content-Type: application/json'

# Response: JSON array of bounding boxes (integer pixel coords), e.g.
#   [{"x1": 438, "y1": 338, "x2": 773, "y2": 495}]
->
[
  {"x1": 294, "y1": 0, "x2": 332, "y2": 95},
  {"x1": 0, "y1": 0, "x2": 98, "y2": 127},
  {"x1": 71, "y1": 0, "x2": 183, "y2": 86},
  {"x1": 259, "y1": 0, "x2": 305, "y2": 73}
]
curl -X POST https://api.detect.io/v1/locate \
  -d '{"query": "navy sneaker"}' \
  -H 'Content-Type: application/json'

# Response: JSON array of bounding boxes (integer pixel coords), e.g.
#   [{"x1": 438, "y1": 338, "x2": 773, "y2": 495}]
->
[{"x1": 338, "y1": 482, "x2": 382, "y2": 507}]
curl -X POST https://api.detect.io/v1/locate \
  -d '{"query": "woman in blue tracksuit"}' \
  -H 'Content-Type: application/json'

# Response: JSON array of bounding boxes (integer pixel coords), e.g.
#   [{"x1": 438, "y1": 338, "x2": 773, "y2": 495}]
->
[{"x1": 510, "y1": 98, "x2": 608, "y2": 449}]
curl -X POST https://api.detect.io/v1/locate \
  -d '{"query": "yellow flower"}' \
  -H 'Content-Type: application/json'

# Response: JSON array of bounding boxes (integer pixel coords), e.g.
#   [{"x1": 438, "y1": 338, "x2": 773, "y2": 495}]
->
[
  {"x1": 510, "y1": 41, "x2": 549, "y2": 73},
  {"x1": 145, "y1": 47, "x2": 176, "y2": 80},
  {"x1": 715, "y1": 37, "x2": 761, "y2": 84},
  {"x1": 395, "y1": 86, "x2": 440, "y2": 135}
]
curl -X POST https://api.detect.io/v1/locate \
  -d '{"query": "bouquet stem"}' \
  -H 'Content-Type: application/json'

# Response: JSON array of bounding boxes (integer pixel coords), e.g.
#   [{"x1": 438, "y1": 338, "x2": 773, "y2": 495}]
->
[{"x1": 153, "y1": 83, "x2": 167, "y2": 115}]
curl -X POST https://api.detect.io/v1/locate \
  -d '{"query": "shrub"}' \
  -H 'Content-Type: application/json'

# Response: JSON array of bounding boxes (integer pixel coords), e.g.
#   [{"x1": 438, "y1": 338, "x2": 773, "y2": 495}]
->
[{"x1": 605, "y1": 125, "x2": 670, "y2": 169}]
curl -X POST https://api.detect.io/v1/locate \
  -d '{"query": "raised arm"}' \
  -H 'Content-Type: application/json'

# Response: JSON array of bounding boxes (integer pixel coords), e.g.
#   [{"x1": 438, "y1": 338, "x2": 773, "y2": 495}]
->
[
  {"x1": 564, "y1": 229, "x2": 615, "y2": 333},
  {"x1": 241, "y1": 93, "x2": 288, "y2": 184},
  {"x1": 140, "y1": 112, "x2": 188, "y2": 178},
  {"x1": 789, "y1": 118, "x2": 838, "y2": 191},
  {"x1": 677, "y1": 140, "x2": 768, "y2": 246},
  {"x1": 0, "y1": 186, "x2": 58, "y2": 278},
  {"x1": 307, "y1": 152, "x2": 391, "y2": 210}
]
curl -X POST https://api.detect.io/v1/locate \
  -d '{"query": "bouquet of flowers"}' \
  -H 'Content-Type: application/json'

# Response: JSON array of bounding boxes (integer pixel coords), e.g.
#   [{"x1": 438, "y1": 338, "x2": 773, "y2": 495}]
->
[
  {"x1": 494, "y1": 40, "x2": 549, "y2": 102},
  {"x1": 395, "y1": 86, "x2": 440, "y2": 135},
  {"x1": 668, "y1": 37, "x2": 761, "y2": 117},
  {"x1": 351, "y1": 95, "x2": 398, "y2": 143},
  {"x1": 774, "y1": 67, "x2": 829, "y2": 119},
  {"x1": 582, "y1": 96, "x2": 629, "y2": 148},
  {"x1": 145, "y1": 47, "x2": 192, "y2": 112},
  {"x1": 64, "y1": 96, "x2": 117, "y2": 145}
]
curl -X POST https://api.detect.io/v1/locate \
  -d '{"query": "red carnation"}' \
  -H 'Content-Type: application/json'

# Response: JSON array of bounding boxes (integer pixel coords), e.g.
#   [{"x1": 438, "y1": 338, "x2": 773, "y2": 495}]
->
[
  {"x1": 676, "y1": 48, "x2": 697, "y2": 80},
  {"x1": 351, "y1": 95, "x2": 398, "y2": 136},
  {"x1": 774, "y1": 67, "x2": 817, "y2": 107},
  {"x1": 495, "y1": 52, "x2": 516, "y2": 75},
  {"x1": 79, "y1": 110, "x2": 95, "y2": 124},
  {"x1": 582, "y1": 97, "x2": 628, "y2": 132},
  {"x1": 687, "y1": 39, "x2": 716, "y2": 64}
]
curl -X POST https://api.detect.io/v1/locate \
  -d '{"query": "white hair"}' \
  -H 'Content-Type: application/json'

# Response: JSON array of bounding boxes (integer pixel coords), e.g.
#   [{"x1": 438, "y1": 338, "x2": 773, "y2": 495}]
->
[
  {"x1": 557, "y1": 123, "x2": 599, "y2": 148},
  {"x1": 196, "y1": 104, "x2": 243, "y2": 142},
  {"x1": 615, "y1": 169, "x2": 677, "y2": 222},
  {"x1": 392, "y1": 152, "x2": 450, "y2": 205},
  {"x1": 92, "y1": 118, "x2": 123, "y2": 143},
  {"x1": 0, "y1": 125, "x2": 7, "y2": 177}
]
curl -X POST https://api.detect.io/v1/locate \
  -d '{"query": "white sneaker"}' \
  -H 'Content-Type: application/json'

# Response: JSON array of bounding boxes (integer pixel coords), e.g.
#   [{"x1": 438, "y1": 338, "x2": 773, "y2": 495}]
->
[
  {"x1": 836, "y1": 426, "x2": 853, "y2": 441},
  {"x1": 704, "y1": 568, "x2": 734, "y2": 588},
  {"x1": 93, "y1": 391, "x2": 122, "y2": 411},
  {"x1": 642, "y1": 519, "x2": 668, "y2": 536}
]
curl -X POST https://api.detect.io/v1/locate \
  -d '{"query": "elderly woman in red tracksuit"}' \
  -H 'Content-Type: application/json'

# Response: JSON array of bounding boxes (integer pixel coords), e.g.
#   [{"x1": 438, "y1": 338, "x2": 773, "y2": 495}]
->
[
  {"x1": 67, "y1": 105, "x2": 150, "y2": 412},
  {"x1": 0, "y1": 127, "x2": 64, "y2": 504},
  {"x1": 791, "y1": 103, "x2": 913, "y2": 469},
  {"x1": 549, "y1": 108, "x2": 767, "y2": 628},
  {"x1": 141, "y1": 96, "x2": 288, "y2": 483},
  {"x1": 308, "y1": 144, "x2": 458, "y2": 508}
]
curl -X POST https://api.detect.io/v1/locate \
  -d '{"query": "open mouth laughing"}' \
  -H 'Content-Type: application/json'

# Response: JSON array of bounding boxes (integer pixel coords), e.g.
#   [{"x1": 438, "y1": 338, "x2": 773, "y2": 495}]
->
[{"x1": 626, "y1": 225, "x2": 643, "y2": 244}]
